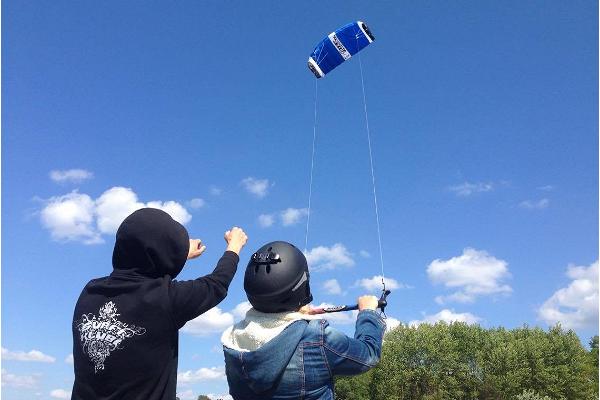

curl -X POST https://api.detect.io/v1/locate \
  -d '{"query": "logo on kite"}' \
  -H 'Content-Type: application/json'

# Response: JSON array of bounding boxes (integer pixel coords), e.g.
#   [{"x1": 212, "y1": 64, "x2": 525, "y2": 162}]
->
[{"x1": 308, "y1": 21, "x2": 375, "y2": 78}]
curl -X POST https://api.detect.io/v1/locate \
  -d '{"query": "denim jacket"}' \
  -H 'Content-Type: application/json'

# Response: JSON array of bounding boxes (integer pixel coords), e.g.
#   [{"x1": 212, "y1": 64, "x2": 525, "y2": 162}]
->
[{"x1": 222, "y1": 309, "x2": 385, "y2": 400}]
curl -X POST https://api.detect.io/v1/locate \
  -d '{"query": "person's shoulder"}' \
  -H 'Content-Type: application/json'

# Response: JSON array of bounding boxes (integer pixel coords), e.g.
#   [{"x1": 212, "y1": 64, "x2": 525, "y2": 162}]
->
[{"x1": 302, "y1": 318, "x2": 328, "y2": 339}]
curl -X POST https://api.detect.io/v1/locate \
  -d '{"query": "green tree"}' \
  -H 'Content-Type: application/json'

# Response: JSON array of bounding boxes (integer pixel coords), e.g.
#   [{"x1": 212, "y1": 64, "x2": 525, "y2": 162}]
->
[
  {"x1": 335, "y1": 323, "x2": 597, "y2": 400},
  {"x1": 584, "y1": 336, "x2": 599, "y2": 399}
]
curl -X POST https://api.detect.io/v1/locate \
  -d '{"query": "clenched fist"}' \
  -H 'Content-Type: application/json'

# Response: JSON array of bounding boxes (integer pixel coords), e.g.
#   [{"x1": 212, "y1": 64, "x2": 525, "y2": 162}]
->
[{"x1": 224, "y1": 227, "x2": 248, "y2": 255}]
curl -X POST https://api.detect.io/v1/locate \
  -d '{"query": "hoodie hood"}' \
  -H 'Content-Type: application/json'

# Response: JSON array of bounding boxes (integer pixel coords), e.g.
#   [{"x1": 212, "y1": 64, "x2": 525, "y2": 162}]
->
[{"x1": 112, "y1": 208, "x2": 189, "y2": 279}]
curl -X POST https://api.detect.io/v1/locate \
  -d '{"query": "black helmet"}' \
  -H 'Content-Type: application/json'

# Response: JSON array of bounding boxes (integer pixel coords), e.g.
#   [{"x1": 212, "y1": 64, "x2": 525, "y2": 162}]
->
[{"x1": 244, "y1": 241, "x2": 313, "y2": 313}]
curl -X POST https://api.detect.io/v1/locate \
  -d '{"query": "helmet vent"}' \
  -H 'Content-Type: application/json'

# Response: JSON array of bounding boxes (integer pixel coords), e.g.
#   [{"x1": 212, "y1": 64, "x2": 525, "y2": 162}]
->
[
  {"x1": 266, "y1": 265, "x2": 271, "y2": 274},
  {"x1": 254, "y1": 265, "x2": 260, "y2": 273}
]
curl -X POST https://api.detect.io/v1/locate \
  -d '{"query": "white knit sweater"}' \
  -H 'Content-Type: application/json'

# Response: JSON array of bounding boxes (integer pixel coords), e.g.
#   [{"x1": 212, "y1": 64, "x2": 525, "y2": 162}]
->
[{"x1": 221, "y1": 308, "x2": 320, "y2": 352}]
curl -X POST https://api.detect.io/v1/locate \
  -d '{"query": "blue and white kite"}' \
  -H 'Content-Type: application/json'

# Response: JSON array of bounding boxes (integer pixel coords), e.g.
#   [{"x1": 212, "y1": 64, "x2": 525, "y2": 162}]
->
[{"x1": 307, "y1": 21, "x2": 375, "y2": 78}]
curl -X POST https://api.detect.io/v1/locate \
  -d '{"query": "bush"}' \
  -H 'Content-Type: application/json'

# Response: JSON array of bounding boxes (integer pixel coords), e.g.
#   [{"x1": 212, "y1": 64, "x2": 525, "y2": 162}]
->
[{"x1": 335, "y1": 323, "x2": 598, "y2": 400}]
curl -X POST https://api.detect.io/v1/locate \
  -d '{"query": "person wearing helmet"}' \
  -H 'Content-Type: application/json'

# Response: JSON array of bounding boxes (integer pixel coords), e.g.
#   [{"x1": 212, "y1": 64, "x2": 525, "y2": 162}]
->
[{"x1": 221, "y1": 241, "x2": 385, "y2": 400}]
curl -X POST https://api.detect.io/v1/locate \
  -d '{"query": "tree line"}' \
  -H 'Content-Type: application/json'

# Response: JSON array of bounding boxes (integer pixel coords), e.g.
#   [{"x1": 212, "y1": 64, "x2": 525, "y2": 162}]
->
[{"x1": 335, "y1": 323, "x2": 598, "y2": 400}]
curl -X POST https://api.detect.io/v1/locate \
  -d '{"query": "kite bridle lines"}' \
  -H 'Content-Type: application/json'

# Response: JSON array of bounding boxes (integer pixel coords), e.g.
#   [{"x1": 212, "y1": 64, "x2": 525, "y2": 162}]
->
[{"x1": 304, "y1": 42, "x2": 389, "y2": 316}]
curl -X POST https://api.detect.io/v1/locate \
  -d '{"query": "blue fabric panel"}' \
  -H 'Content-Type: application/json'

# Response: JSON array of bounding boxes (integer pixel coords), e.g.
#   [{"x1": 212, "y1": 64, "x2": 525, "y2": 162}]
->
[
  {"x1": 335, "y1": 22, "x2": 371, "y2": 56},
  {"x1": 310, "y1": 39, "x2": 344, "y2": 76}
]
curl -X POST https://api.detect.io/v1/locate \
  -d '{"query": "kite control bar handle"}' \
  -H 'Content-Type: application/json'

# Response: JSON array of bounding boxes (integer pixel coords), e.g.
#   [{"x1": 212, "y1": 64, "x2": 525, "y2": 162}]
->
[{"x1": 309, "y1": 290, "x2": 391, "y2": 315}]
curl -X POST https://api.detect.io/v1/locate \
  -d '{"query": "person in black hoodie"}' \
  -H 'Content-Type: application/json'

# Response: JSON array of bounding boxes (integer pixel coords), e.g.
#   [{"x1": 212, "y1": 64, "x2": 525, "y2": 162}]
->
[{"x1": 71, "y1": 207, "x2": 247, "y2": 399}]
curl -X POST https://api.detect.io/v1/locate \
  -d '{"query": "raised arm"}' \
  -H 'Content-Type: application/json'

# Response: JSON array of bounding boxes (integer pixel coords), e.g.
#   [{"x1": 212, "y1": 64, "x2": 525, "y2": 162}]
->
[
  {"x1": 322, "y1": 296, "x2": 386, "y2": 375},
  {"x1": 169, "y1": 227, "x2": 248, "y2": 328}
]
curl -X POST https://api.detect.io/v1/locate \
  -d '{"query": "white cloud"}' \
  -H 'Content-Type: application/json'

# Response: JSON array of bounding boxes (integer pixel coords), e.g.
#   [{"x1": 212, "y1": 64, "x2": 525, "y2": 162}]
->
[
  {"x1": 40, "y1": 187, "x2": 191, "y2": 245},
  {"x1": 232, "y1": 301, "x2": 253, "y2": 320},
  {"x1": 241, "y1": 177, "x2": 271, "y2": 198},
  {"x1": 359, "y1": 250, "x2": 371, "y2": 258},
  {"x1": 409, "y1": 309, "x2": 481, "y2": 327},
  {"x1": 519, "y1": 198, "x2": 549, "y2": 210},
  {"x1": 537, "y1": 185, "x2": 555, "y2": 191},
  {"x1": 305, "y1": 243, "x2": 355, "y2": 271},
  {"x1": 145, "y1": 200, "x2": 191, "y2": 226},
  {"x1": 50, "y1": 389, "x2": 71, "y2": 399},
  {"x1": 209, "y1": 186, "x2": 222, "y2": 196},
  {"x1": 385, "y1": 317, "x2": 402, "y2": 333},
  {"x1": 49, "y1": 169, "x2": 93, "y2": 184},
  {"x1": 449, "y1": 182, "x2": 494, "y2": 197},
  {"x1": 95, "y1": 187, "x2": 145, "y2": 234},
  {"x1": 64, "y1": 354, "x2": 73, "y2": 364},
  {"x1": 176, "y1": 389, "x2": 196, "y2": 400},
  {"x1": 40, "y1": 191, "x2": 100, "y2": 244},
  {"x1": 2, "y1": 347, "x2": 55, "y2": 363},
  {"x1": 181, "y1": 307, "x2": 234, "y2": 336},
  {"x1": 323, "y1": 279, "x2": 342, "y2": 295},
  {"x1": 427, "y1": 248, "x2": 511, "y2": 304},
  {"x1": 258, "y1": 208, "x2": 309, "y2": 228},
  {"x1": 355, "y1": 275, "x2": 405, "y2": 292},
  {"x1": 280, "y1": 208, "x2": 308, "y2": 226},
  {"x1": 207, "y1": 394, "x2": 233, "y2": 400},
  {"x1": 258, "y1": 213, "x2": 275, "y2": 228},
  {"x1": 1, "y1": 369, "x2": 39, "y2": 388},
  {"x1": 188, "y1": 198, "x2": 206, "y2": 209},
  {"x1": 538, "y1": 261, "x2": 598, "y2": 329},
  {"x1": 208, "y1": 185, "x2": 223, "y2": 196},
  {"x1": 177, "y1": 366, "x2": 226, "y2": 384}
]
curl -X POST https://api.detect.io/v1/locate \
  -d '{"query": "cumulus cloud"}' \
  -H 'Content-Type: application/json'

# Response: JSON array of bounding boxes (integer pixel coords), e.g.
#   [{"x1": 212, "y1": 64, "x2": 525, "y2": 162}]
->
[
  {"x1": 359, "y1": 250, "x2": 371, "y2": 258},
  {"x1": 258, "y1": 213, "x2": 275, "y2": 228},
  {"x1": 65, "y1": 354, "x2": 74, "y2": 364},
  {"x1": 280, "y1": 208, "x2": 308, "y2": 226},
  {"x1": 207, "y1": 394, "x2": 233, "y2": 400},
  {"x1": 209, "y1": 186, "x2": 222, "y2": 196},
  {"x1": 409, "y1": 309, "x2": 481, "y2": 327},
  {"x1": 385, "y1": 317, "x2": 402, "y2": 333},
  {"x1": 176, "y1": 390, "x2": 196, "y2": 400},
  {"x1": 1, "y1": 369, "x2": 39, "y2": 388},
  {"x1": 448, "y1": 182, "x2": 494, "y2": 197},
  {"x1": 323, "y1": 279, "x2": 342, "y2": 295},
  {"x1": 241, "y1": 177, "x2": 271, "y2": 198},
  {"x1": 355, "y1": 275, "x2": 406, "y2": 292},
  {"x1": 427, "y1": 248, "x2": 511, "y2": 304},
  {"x1": 188, "y1": 198, "x2": 205, "y2": 209},
  {"x1": 40, "y1": 187, "x2": 191, "y2": 245},
  {"x1": 2, "y1": 347, "x2": 55, "y2": 363},
  {"x1": 40, "y1": 192, "x2": 100, "y2": 244},
  {"x1": 519, "y1": 198, "x2": 549, "y2": 210},
  {"x1": 181, "y1": 307, "x2": 234, "y2": 336},
  {"x1": 538, "y1": 261, "x2": 598, "y2": 329},
  {"x1": 305, "y1": 244, "x2": 355, "y2": 271},
  {"x1": 258, "y1": 208, "x2": 309, "y2": 228},
  {"x1": 177, "y1": 366, "x2": 226, "y2": 384},
  {"x1": 537, "y1": 185, "x2": 555, "y2": 191},
  {"x1": 50, "y1": 389, "x2": 71, "y2": 399},
  {"x1": 49, "y1": 169, "x2": 93, "y2": 184},
  {"x1": 232, "y1": 301, "x2": 253, "y2": 319},
  {"x1": 146, "y1": 201, "x2": 191, "y2": 226},
  {"x1": 95, "y1": 187, "x2": 145, "y2": 234}
]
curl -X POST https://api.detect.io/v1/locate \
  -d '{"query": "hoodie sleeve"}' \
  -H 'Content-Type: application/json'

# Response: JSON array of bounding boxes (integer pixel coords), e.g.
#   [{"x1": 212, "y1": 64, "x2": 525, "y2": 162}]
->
[{"x1": 169, "y1": 251, "x2": 239, "y2": 329}]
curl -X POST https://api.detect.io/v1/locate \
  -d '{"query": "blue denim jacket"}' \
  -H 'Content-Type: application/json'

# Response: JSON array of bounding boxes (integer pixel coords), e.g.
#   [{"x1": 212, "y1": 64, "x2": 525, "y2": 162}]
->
[{"x1": 223, "y1": 310, "x2": 385, "y2": 400}]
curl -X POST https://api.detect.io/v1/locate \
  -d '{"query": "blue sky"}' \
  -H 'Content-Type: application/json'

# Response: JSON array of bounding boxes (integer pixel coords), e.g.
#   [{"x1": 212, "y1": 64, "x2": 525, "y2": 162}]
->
[{"x1": 2, "y1": 1, "x2": 598, "y2": 399}]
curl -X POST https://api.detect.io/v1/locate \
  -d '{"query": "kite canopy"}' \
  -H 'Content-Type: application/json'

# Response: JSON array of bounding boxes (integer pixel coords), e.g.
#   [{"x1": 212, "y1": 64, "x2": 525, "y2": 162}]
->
[{"x1": 307, "y1": 21, "x2": 375, "y2": 78}]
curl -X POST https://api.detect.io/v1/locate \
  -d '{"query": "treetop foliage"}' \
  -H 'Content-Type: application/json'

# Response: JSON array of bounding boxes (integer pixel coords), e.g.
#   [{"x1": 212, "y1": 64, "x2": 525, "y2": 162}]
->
[{"x1": 335, "y1": 323, "x2": 598, "y2": 400}]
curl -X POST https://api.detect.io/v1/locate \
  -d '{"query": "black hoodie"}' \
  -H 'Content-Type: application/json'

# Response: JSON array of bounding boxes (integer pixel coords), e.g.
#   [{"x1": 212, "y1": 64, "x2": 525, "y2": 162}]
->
[{"x1": 71, "y1": 208, "x2": 239, "y2": 399}]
